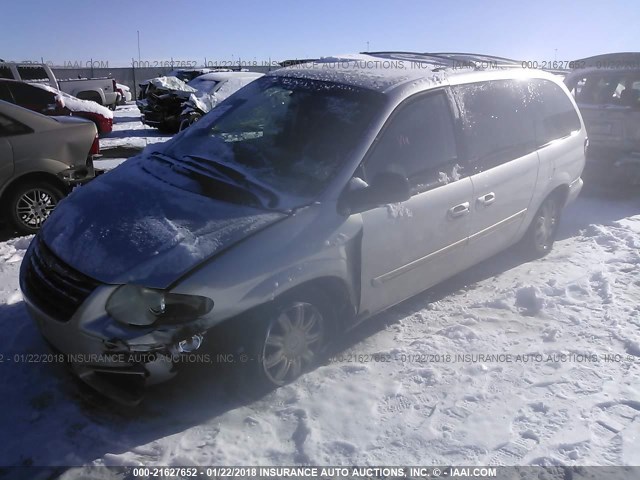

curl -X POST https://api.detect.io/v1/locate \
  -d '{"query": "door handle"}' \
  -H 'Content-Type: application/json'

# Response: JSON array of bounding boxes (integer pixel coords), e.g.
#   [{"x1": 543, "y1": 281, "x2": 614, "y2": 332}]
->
[
  {"x1": 448, "y1": 202, "x2": 470, "y2": 218},
  {"x1": 477, "y1": 192, "x2": 496, "y2": 206}
]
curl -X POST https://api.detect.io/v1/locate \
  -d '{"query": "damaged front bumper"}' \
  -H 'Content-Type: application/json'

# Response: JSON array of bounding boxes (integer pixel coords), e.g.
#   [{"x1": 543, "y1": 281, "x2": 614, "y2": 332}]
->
[{"x1": 22, "y1": 283, "x2": 207, "y2": 406}]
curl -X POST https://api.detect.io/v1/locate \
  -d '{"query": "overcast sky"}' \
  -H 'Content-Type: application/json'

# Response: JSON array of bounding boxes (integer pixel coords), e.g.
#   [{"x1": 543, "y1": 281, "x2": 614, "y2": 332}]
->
[{"x1": 3, "y1": 0, "x2": 638, "y2": 67}]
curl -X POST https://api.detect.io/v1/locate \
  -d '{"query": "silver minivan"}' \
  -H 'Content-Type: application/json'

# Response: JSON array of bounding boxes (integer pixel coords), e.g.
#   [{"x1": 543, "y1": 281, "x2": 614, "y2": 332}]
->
[{"x1": 19, "y1": 53, "x2": 586, "y2": 405}]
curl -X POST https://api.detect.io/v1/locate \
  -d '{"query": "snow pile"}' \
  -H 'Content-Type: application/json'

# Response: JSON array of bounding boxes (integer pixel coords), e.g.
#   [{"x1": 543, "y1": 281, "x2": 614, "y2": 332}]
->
[{"x1": 60, "y1": 92, "x2": 113, "y2": 118}]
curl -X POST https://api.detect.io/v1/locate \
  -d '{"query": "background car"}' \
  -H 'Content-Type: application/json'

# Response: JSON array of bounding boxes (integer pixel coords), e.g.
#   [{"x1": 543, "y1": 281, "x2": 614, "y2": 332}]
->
[
  {"x1": 0, "y1": 100, "x2": 98, "y2": 234},
  {"x1": 138, "y1": 71, "x2": 263, "y2": 132},
  {"x1": 178, "y1": 71, "x2": 264, "y2": 130},
  {"x1": 116, "y1": 83, "x2": 132, "y2": 104},
  {"x1": 564, "y1": 52, "x2": 640, "y2": 186},
  {"x1": 0, "y1": 61, "x2": 119, "y2": 108},
  {"x1": 0, "y1": 79, "x2": 113, "y2": 134}
]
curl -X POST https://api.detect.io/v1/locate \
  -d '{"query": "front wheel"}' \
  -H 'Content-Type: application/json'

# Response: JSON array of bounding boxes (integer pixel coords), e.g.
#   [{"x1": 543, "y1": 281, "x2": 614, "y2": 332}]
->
[
  {"x1": 260, "y1": 300, "x2": 326, "y2": 386},
  {"x1": 7, "y1": 182, "x2": 65, "y2": 235},
  {"x1": 520, "y1": 194, "x2": 562, "y2": 258},
  {"x1": 235, "y1": 289, "x2": 333, "y2": 393}
]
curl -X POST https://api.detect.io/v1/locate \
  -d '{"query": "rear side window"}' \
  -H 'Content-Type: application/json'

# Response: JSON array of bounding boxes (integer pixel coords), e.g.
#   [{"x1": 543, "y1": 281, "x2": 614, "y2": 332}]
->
[
  {"x1": 16, "y1": 65, "x2": 49, "y2": 81},
  {"x1": 534, "y1": 79, "x2": 581, "y2": 144},
  {"x1": 452, "y1": 80, "x2": 538, "y2": 171}
]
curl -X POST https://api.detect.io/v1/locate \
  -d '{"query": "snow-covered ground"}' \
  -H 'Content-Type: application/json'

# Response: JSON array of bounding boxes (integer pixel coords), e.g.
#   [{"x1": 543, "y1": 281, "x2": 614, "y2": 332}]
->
[
  {"x1": 0, "y1": 190, "x2": 638, "y2": 469},
  {"x1": 96, "y1": 104, "x2": 172, "y2": 172}
]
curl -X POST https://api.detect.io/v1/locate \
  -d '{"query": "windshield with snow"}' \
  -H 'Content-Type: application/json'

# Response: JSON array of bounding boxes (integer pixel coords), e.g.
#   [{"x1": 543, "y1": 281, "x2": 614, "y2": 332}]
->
[{"x1": 151, "y1": 76, "x2": 384, "y2": 209}]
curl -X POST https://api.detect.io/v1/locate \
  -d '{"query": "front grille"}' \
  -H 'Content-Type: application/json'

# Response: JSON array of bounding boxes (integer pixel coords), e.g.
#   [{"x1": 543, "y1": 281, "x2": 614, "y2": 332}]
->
[{"x1": 24, "y1": 236, "x2": 101, "y2": 322}]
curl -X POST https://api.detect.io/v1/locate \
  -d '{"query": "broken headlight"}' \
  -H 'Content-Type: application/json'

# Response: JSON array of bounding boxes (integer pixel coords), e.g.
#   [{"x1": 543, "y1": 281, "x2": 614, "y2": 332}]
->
[{"x1": 106, "y1": 284, "x2": 213, "y2": 326}]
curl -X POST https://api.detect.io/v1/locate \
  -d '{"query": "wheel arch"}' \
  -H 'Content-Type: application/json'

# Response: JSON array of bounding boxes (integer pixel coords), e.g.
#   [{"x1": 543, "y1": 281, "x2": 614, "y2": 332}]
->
[
  {"x1": 0, "y1": 171, "x2": 69, "y2": 204},
  {"x1": 75, "y1": 89, "x2": 105, "y2": 105}
]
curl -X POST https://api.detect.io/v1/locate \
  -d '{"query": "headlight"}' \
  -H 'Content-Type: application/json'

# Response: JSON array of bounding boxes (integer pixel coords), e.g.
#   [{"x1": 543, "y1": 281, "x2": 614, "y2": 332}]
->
[{"x1": 106, "y1": 284, "x2": 214, "y2": 326}]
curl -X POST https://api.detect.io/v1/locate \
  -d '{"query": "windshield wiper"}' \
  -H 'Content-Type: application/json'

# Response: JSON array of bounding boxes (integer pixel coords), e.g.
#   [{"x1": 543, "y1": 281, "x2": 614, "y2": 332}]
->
[
  {"x1": 148, "y1": 152, "x2": 265, "y2": 208},
  {"x1": 183, "y1": 154, "x2": 281, "y2": 209}
]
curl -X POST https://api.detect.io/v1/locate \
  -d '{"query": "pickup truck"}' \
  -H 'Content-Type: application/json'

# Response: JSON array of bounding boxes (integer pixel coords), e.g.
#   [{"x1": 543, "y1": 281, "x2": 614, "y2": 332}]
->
[{"x1": 0, "y1": 62, "x2": 119, "y2": 109}]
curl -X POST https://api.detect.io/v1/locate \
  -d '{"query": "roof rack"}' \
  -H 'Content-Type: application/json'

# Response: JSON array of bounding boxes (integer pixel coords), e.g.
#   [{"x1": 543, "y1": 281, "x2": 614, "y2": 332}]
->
[
  {"x1": 279, "y1": 58, "x2": 319, "y2": 68},
  {"x1": 363, "y1": 51, "x2": 521, "y2": 69},
  {"x1": 364, "y1": 51, "x2": 452, "y2": 66},
  {"x1": 428, "y1": 52, "x2": 521, "y2": 65}
]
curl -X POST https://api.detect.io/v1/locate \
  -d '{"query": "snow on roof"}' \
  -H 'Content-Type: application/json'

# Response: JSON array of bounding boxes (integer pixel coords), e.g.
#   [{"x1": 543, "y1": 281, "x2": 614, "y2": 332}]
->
[
  {"x1": 269, "y1": 53, "x2": 473, "y2": 93},
  {"x1": 195, "y1": 71, "x2": 264, "y2": 82},
  {"x1": 29, "y1": 82, "x2": 113, "y2": 118},
  {"x1": 147, "y1": 76, "x2": 197, "y2": 92}
]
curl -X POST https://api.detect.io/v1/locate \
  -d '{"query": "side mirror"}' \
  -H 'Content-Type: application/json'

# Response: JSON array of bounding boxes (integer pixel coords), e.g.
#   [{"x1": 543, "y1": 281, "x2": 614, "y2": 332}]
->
[{"x1": 342, "y1": 171, "x2": 410, "y2": 214}]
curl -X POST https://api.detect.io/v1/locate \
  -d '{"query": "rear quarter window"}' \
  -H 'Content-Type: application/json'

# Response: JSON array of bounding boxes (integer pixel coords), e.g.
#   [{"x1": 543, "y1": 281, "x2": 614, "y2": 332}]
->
[{"x1": 534, "y1": 79, "x2": 582, "y2": 144}]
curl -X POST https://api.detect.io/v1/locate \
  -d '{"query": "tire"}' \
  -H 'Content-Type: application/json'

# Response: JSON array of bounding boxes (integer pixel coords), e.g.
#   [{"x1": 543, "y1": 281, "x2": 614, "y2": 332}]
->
[
  {"x1": 235, "y1": 288, "x2": 334, "y2": 393},
  {"x1": 520, "y1": 194, "x2": 562, "y2": 258},
  {"x1": 6, "y1": 181, "x2": 65, "y2": 235}
]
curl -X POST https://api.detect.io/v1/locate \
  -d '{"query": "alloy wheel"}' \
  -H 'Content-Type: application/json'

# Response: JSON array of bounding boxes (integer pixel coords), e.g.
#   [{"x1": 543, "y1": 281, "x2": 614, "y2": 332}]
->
[
  {"x1": 15, "y1": 188, "x2": 58, "y2": 229},
  {"x1": 261, "y1": 302, "x2": 325, "y2": 386}
]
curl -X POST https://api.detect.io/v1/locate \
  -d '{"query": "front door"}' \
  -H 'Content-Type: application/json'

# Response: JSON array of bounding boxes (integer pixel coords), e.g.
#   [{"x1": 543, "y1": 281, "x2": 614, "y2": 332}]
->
[{"x1": 357, "y1": 89, "x2": 473, "y2": 316}]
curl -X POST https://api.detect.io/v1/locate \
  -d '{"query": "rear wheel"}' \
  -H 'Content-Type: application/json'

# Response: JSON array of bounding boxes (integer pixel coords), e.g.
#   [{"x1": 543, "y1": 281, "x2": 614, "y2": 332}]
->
[
  {"x1": 7, "y1": 181, "x2": 65, "y2": 235},
  {"x1": 520, "y1": 194, "x2": 562, "y2": 258}
]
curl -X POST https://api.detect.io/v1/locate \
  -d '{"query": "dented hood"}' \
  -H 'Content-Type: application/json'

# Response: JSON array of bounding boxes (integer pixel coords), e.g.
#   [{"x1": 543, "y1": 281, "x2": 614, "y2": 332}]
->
[{"x1": 40, "y1": 158, "x2": 287, "y2": 289}]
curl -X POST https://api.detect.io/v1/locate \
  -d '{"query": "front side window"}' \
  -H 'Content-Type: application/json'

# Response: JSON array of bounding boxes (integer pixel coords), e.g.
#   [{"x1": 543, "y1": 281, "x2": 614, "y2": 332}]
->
[
  {"x1": 146, "y1": 76, "x2": 384, "y2": 209},
  {"x1": 364, "y1": 91, "x2": 460, "y2": 192},
  {"x1": 452, "y1": 79, "x2": 538, "y2": 172}
]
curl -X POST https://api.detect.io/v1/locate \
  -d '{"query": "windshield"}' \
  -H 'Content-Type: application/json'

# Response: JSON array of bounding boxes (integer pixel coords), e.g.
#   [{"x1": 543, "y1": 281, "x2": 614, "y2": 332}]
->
[
  {"x1": 187, "y1": 77, "x2": 220, "y2": 93},
  {"x1": 148, "y1": 76, "x2": 383, "y2": 209}
]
